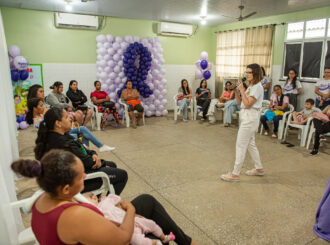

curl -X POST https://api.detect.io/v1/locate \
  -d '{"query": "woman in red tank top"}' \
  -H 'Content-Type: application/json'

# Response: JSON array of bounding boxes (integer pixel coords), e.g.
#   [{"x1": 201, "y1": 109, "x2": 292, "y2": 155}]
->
[{"x1": 11, "y1": 150, "x2": 198, "y2": 245}]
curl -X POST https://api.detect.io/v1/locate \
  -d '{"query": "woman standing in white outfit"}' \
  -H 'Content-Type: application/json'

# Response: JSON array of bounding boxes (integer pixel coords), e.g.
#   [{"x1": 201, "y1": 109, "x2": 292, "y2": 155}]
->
[{"x1": 221, "y1": 63, "x2": 264, "y2": 182}]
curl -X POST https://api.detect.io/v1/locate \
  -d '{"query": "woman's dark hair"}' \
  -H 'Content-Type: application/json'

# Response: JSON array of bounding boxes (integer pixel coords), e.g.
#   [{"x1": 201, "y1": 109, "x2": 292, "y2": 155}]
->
[
  {"x1": 247, "y1": 63, "x2": 262, "y2": 85},
  {"x1": 50, "y1": 81, "x2": 63, "y2": 90},
  {"x1": 126, "y1": 80, "x2": 132, "y2": 86},
  {"x1": 11, "y1": 150, "x2": 78, "y2": 197},
  {"x1": 69, "y1": 80, "x2": 78, "y2": 91},
  {"x1": 34, "y1": 108, "x2": 64, "y2": 160},
  {"x1": 225, "y1": 81, "x2": 232, "y2": 92},
  {"x1": 27, "y1": 84, "x2": 42, "y2": 100},
  {"x1": 200, "y1": 79, "x2": 207, "y2": 88},
  {"x1": 181, "y1": 79, "x2": 190, "y2": 95},
  {"x1": 94, "y1": 80, "x2": 101, "y2": 87},
  {"x1": 261, "y1": 67, "x2": 266, "y2": 77},
  {"x1": 26, "y1": 98, "x2": 42, "y2": 125},
  {"x1": 273, "y1": 85, "x2": 282, "y2": 91},
  {"x1": 286, "y1": 68, "x2": 298, "y2": 89}
]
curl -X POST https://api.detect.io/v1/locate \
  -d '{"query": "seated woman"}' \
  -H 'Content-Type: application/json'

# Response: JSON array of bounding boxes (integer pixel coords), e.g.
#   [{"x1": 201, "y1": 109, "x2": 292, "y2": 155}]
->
[
  {"x1": 177, "y1": 79, "x2": 192, "y2": 121},
  {"x1": 11, "y1": 150, "x2": 197, "y2": 245},
  {"x1": 66, "y1": 80, "x2": 92, "y2": 126},
  {"x1": 26, "y1": 98, "x2": 114, "y2": 152},
  {"x1": 121, "y1": 80, "x2": 144, "y2": 128},
  {"x1": 315, "y1": 67, "x2": 330, "y2": 110},
  {"x1": 206, "y1": 81, "x2": 234, "y2": 123},
  {"x1": 45, "y1": 81, "x2": 84, "y2": 124},
  {"x1": 283, "y1": 68, "x2": 302, "y2": 110},
  {"x1": 260, "y1": 66, "x2": 271, "y2": 99},
  {"x1": 27, "y1": 84, "x2": 45, "y2": 101},
  {"x1": 91, "y1": 80, "x2": 119, "y2": 130},
  {"x1": 310, "y1": 105, "x2": 330, "y2": 155},
  {"x1": 34, "y1": 108, "x2": 126, "y2": 194},
  {"x1": 260, "y1": 85, "x2": 289, "y2": 138},
  {"x1": 195, "y1": 79, "x2": 211, "y2": 120}
]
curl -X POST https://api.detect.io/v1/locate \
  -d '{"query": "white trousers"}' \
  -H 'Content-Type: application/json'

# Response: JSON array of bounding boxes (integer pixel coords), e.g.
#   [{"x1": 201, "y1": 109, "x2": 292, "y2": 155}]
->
[
  {"x1": 207, "y1": 99, "x2": 220, "y2": 115},
  {"x1": 232, "y1": 109, "x2": 263, "y2": 176}
]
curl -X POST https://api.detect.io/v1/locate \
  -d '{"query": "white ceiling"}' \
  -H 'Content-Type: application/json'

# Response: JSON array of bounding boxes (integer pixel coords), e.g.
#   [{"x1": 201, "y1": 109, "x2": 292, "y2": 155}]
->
[{"x1": 0, "y1": 0, "x2": 329, "y2": 26}]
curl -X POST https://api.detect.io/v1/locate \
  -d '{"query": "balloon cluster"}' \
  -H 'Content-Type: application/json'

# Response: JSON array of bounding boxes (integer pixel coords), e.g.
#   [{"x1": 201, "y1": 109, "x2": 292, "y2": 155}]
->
[
  {"x1": 16, "y1": 115, "x2": 28, "y2": 130},
  {"x1": 195, "y1": 51, "x2": 212, "y2": 80},
  {"x1": 8, "y1": 45, "x2": 29, "y2": 82},
  {"x1": 96, "y1": 34, "x2": 168, "y2": 117}
]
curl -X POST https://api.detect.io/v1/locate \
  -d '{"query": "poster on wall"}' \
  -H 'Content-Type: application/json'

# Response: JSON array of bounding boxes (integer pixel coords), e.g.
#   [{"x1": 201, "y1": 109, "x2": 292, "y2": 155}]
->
[{"x1": 12, "y1": 64, "x2": 44, "y2": 117}]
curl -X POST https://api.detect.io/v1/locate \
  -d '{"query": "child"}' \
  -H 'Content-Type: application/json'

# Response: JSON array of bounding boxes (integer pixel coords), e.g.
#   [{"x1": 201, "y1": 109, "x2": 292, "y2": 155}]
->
[
  {"x1": 292, "y1": 98, "x2": 318, "y2": 125},
  {"x1": 83, "y1": 193, "x2": 175, "y2": 245}
]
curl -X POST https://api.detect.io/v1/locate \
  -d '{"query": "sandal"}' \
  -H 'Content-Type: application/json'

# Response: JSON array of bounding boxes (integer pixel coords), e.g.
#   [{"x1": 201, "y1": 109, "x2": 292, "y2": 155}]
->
[
  {"x1": 224, "y1": 123, "x2": 230, "y2": 127},
  {"x1": 245, "y1": 169, "x2": 264, "y2": 176},
  {"x1": 220, "y1": 173, "x2": 240, "y2": 182}
]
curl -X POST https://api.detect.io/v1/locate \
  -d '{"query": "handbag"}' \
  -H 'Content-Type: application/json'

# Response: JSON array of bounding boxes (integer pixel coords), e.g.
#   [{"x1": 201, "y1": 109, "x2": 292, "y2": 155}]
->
[{"x1": 312, "y1": 111, "x2": 329, "y2": 123}]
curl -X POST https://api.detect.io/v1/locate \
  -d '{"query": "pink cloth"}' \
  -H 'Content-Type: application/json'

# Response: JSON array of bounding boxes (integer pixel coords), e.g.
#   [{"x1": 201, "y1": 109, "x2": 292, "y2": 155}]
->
[
  {"x1": 222, "y1": 91, "x2": 231, "y2": 99},
  {"x1": 98, "y1": 194, "x2": 163, "y2": 245},
  {"x1": 270, "y1": 93, "x2": 289, "y2": 106}
]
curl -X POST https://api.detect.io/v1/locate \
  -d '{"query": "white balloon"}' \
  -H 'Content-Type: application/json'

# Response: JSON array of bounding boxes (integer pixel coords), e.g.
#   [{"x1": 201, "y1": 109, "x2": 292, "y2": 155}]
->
[
  {"x1": 115, "y1": 103, "x2": 120, "y2": 109},
  {"x1": 162, "y1": 99, "x2": 167, "y2": 105},
  {"x1": 155, "y1": 111, "x2": 161, "y2": 117},
  {"x1": 109, "y1": 84, "x2": 115, "y2": 91},
  {"x1": 114, "y1": 66, "x2": 120, "y2": 73},
  {"x1": 133, "y1": 36, "x2": 140, "y2": 42},
  {"x1": 118, "y1": 72, "x2": 125, "y2": 78},
  {"x1": 106, "y1": 34, "x2": 114, "y2": 42},
  {"x1": 113, "y1": 42, "x2": 120, "y2": 50},
  {"x1": 97, "y1": 67, "x2": 103, "y2": 73},
  {"x1": 157, "y1": 105, "x2": 164, "y2": 111},
  {"x1": 113, "y1": 54, "x2": 120, "y2": 61},
  {"x1": 108, "y1": 48, "x2": 115, "y2": 55},
  {"x1": 99, "y1": 72, "x2": 107, "y2": 79},
  {"x1": 97, "y1": 54, "x2": 103, "y2": 60},
  {"x1": 104, "y1": 66, "x2": 111, "y2": 73},
  {"x1": 162, "y1": 89, "x2": 167, "y2": 95},
  {"x1": 146, "y1": 110, "x2": 152, "y2": 117},
  {"x1": 149, "y1": 104, "x2": 156, "y2": 111},
  {"x1": 162, "y1": 110, "x2": 168, "y2": 116},
  {"x1": 148, "y1": 83, "x2": 154, "y2": 90},
  {"x1": 149, "y1": 94, "x2": 155, "y2": 100},
  {"x1": 99, "y1": 60, "x2": 106, "y2": 67},
  {"x1": 103, "y1": 42, "x2": 110, "y2": 49},
  {"x1": 96, "y1": 34, "x2": 106, "y2": 43},
  {"x1": 14, "y1": 56, "x2": 28, "y2": 70},
  {"x1": 120, "y1": 42, "x2": 128, "y2": 49},
  {"x1": 107, "y1": 60, "x2": 115, "y2": 67},
  {"x1": 154, "y1": 99, "x2": 160, "y2": 106},
  {"x1": 125, "y1": 35, "x2": 132, "y2": 42},
  {"x1": 115, "y1": 36, "x2": 122, "y2": 42},
  {"x1": 101, "y1": 83, "x2": 107, "y2": 90},
  {"x1": 144, "y1": 105, "x2": 149, "y2": 111},
  {"x1": 97, "y1": 48, "x2": 106, "y2": 55},
  {"x1": 122, "y1": 78, "x2": 127, "y2": 83},
  {"x1": 105, "y1": 79, "x2": 111, "y2": 85},
  {"x1": 97, "y1": 42, "x2": 103, "y2": 49},
  {"x1": 109, "y1": 92, "x2": 116, "y2": 99},
  {"x1": 115, "y1": 77, "x2": 121, "y2": 84},
  {"x1": 118, "y1": 60, "x2": 123, "y2": 67},
  {"x1": 109, "y1": 72, "x2": 116, "y2": 79}
]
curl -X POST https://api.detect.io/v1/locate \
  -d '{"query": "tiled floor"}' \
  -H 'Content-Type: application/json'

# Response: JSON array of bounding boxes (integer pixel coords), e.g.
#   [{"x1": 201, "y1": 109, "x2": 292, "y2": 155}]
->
[{"x1": 16, "y1": 113, "x2": 330, "y2": 245}]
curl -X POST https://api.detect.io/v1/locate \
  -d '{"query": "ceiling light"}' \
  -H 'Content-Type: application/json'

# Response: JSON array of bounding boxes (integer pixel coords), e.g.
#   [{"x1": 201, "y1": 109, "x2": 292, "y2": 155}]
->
[
  {"x1": 201, "y1": 19, "x2": 207, "y2": 25},
  {"x1": 65, "y1": 3, "x2": 72, "y2": 11}
]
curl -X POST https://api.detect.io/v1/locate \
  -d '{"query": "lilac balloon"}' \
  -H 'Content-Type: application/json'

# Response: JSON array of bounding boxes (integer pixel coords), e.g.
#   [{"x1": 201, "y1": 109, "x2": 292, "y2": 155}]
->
[
  {"x1": 99, "y1": 60, "x2": 106, "y2": 67},
  {"x1": 99, "y1": 72, "x2": 107, "y2": 79},
  {"x1": 9, "y1": 45, "x2": 20, "y2": 57},
  {"x1": 157, "y1": 105, "x2": 165, "y2": 111},
  {"x1": 109, "y1": 84, "x2": 115, "y2": 91},
  {"x1": 115, "y1": 36, "x2": 123, "y2": 43},
  {"x1": 115, "y1": 77, "x2": 121, "y2": 84},
  {"x1": 114, "y1": 66, "x2": 120, "y2": 73},
  {"x1": 148, "y1": 83, "x2": 154, "y2": 90},
  {"x1": 101, "y1": 83, "x2": 107, "y2": 90},
  {"x1": 207, "y1": 62, "x2": 213, "y2": 70},
  {"x1": 14, "y1": 56, "x2": 28, "y2": 70},
  {"x1": 97, "y1": 48, "x2": 106, "y2": 55},
  {"x1": 200, "y1": 51, "x2": 208, "y2": 60},
  {"x1": 162, "y1": 110, "x2": 168, "y2": 116},
  {"x1": 106, "y1": 34, "x2": 114, "y2": 42},
  {"x1": 133, "y1": 36, "x2": 140, "y2": 42},
  {"x1": 104, "y1": 66, "x2": 111, "y2": 73},
  {"x1": 105, "y1": 79, "x2": 111, "y2": 85},
  {"x1": 113, "y1": 43, "x2": 120, "y2": 49},
  {"x1": 144, "y1": 105, "x2": 149, "y2": 111},
  {"x1": 118, "y1": 60, "x2": 123, "y2": 67},
  {"x1": 195, "y1": 60, "x2": 201, "y2": 69},
  {"x1": 110, "y1": 92, "x2": 116, "y2": 99},
  {"x1": 149, "y1": 94, "x2": 155, "y2": 100},
  {"x1": 97, "y1": 54, "x2": 103, "y2": 60},
  {"x1": 162, "y1": 89, "x2": 167, "y2": 94},
  {"x1": 146, "y1": 110, "x2": 152, "y2": 117},
  {"x1": 120, "y1": 42, "x2": 128, "y2": 49},
  {"x1": 155, "y1": 111, "x2": 161, "y2": 117},
  {"x1": 161, "y1": 99, "x2": 167, "y2": 105},
  {"x1": 149, "y1": 104, "x2": 156, "y2": 111},
  {"x1": 104, "y1": 42, "x2": 110, "y2": 49},
  {"x1": 19, "y1": 121, "x2": 29, "y2": 130},
  {"x1": 97, "y1": 43, "x2": 103, "y2": 49},
  {"x1": 118, "y1": 72, "x2": 125, "y2": 78},
  {"x1": 196, "y1": 70, "x2": 203, "y2": 79},
  {"x1": 109, "y1": 72, "x2": 116, "y2": 79},
  {"x1": 121, "y1": 78, "x2": 126, "y2": 83},
  {"x1": 96, "y1": 34, "x2": 106, "y2": 43},
  {"x1": 124, "y1": 35, "x2": 133, "y2": 42},
  {"x1": 108, "y1": 48, "x2": 115, "y2": 55},
  {"x1": 113, "y1": 54, "x2": 120, "y2": 61},
  {"x1": 154, "y1": 99, "x2": 161, "y2": 106},
  {"x1": 107, "y1": 60, "x2": 115, "y2": 67}
]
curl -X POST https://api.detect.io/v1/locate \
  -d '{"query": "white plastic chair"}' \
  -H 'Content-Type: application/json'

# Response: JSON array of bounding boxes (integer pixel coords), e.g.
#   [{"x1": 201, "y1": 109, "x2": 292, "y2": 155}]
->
[
  {"x1": 193, "y1": 97, "x2": 203, "y2": 120},
  {"x1": 119, "y1": 98, "x2": 145, "y2": 128},
  {"x1": 10, "y1": 172, "x2": 113, "y2": 245},
  {"x1": 306, "y1": 124, "x2": 330, "y2": 149},
  {"x1": 283, "y1": 108, "x2": 321, "y2": 147},
  {"x1": 173, "y1": 94, "x2": 193, "y2": 121},
  {"x1": 88, "y1": 98, "x2": 103, "y2": 131}
]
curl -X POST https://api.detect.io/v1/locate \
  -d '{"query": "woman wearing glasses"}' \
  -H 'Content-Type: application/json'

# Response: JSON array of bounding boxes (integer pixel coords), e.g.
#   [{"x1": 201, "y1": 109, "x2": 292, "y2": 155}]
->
[{"x1": 221, "y1": 64, "x2": 264, "y2": 182}]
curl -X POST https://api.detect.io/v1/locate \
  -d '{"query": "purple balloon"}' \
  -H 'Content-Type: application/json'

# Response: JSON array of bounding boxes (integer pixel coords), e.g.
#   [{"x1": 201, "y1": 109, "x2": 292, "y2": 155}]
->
[
  {"x1": 11, "y1": 70, "x2": 20, "y2": 82},
  {"x1": 196, "y1": 70, "x2": 203, "y2": 79},
  {"x1": 200, "y1": 60, "x2": 208, "y2": 70},
  {"x1": 195, "y1": 60, "x2": 201, "y2": 70},
  {"x1": 203, "y1": 70, "x2": 211, "y2": 80},
  {"x1": 19, "y1": 121, "x2": 29, "y2": 130}
]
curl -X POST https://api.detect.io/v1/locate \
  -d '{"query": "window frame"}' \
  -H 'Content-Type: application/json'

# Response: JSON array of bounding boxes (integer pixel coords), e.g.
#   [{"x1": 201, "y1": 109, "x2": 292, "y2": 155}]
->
[{"x1": 282, "y1": 18, "x2": 330, "y2": 81}]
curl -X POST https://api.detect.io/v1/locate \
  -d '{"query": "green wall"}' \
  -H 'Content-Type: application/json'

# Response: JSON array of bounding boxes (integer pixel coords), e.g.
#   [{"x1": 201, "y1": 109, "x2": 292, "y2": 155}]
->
[
  {"x1": 212, "y1": 6, "x2": 330, "y2": 66},
  {"x1": 0, "y1": 7, "x2": 215, "y2": 65}
]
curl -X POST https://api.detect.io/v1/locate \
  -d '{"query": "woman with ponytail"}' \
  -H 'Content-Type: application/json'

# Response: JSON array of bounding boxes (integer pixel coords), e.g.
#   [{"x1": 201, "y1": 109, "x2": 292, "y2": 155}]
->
[
  {"x1": 34, "y1": 107, "x2": 127, "y2": 194},
  {"x1": 26, "y1": 98, "x2": 46, "y2": 126},
  {"x1": 283, "y1": 68, "x2": 302, "y2": 110},
  {"x1": 11, "y1": 150, "x2": 197, "y2": 245}
]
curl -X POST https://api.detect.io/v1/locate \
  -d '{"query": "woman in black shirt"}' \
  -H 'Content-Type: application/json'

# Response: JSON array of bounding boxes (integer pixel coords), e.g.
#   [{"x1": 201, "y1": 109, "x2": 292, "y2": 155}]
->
[{"x1": 66, "y1": 80, "x2": 92, "y2": 126}]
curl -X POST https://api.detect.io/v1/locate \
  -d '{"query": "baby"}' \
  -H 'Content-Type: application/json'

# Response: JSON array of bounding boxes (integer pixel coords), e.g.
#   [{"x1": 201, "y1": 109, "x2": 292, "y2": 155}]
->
[
  {"x1": 292, "y1": 98, "x2": 318, "y2": 125},
  {"x1": 84, "y1": 193, "x2": 175, "y2": 245}
]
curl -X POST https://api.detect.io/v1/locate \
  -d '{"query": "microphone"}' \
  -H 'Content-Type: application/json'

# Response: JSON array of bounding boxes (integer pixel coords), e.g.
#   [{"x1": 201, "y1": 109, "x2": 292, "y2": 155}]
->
[{"x1": 230, "y1": 77, "x2": 246, "y2": 90}]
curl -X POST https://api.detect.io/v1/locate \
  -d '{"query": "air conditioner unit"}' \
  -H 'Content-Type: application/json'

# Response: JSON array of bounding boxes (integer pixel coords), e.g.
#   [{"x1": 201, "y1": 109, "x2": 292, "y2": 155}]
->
[
  {"x1": 157, "y1": 22, "x2": 193, "y2": 37},
  {"x1": 55, "y1": 12, "x2": 99, "y2": 30}
]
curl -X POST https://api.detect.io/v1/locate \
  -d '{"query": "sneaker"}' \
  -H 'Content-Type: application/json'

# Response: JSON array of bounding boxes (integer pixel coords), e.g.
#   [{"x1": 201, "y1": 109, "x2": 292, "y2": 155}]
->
[
  {"x1": 99, "y1": 145, "x2": 115, "y2": 152},
  {"x1": 198, "y1": 111, "x2": 203, "y2": 117},
  {"x1": 320, "y1": 135, "x2": 326, "y2": 142},
  {"x1": 206, "y1": 112, "x2": 213, "y2": 117},
  {"x1": 272, "y1": 133, "x2": 277, "y2": 138},
  {"x1": 177, "y1": 109, "x2": 181, "y2": 116},
  {"x1": 220, "y1": 173, "x2": 240, "y2": 182},
  {"x1": 264, "y1": 131, "x2": 269, "y2": 136},
  {"x1": 245, "y1": 169, "x2": 264, "y2": 176},
  {"x1": 310, "y1": 149, "x2": 318, "y2": 155},
  {"x1": 183, "y1": 118, "x2": 188, "y2": 122},
  {"x1": 200, "y1": 117, "x2": 205, "y2": 121}
]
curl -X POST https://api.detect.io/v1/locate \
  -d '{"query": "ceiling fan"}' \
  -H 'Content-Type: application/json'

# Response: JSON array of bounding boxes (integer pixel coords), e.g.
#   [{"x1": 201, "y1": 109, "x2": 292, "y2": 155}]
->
[{"x1": 221, "y1": 0, "x2": 257, "y2": 21}]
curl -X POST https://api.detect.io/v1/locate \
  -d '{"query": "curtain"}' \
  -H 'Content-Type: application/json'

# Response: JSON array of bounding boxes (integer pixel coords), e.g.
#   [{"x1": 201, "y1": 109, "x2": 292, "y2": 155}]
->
[
  {"x1": 216, "y1": 25, "x2": 274, "y2": 80},
  {"x1": 0, "y1": 10, "x2": 23, "y2": 245}
]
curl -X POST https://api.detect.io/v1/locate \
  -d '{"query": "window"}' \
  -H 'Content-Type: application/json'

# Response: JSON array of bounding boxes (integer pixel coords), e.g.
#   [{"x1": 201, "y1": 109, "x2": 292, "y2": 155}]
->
[{"x1": 283, "y1": 18, "x2": 330, "y2": 79}]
